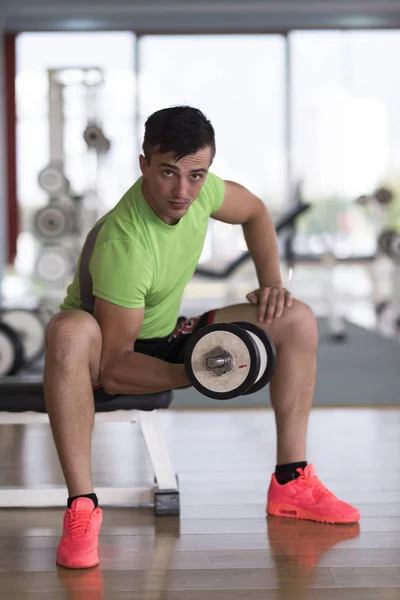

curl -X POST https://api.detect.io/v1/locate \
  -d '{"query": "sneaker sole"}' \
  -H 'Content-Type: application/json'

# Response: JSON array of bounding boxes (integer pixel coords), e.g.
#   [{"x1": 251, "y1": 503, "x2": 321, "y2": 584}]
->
[
  {"x1": 267, "y1": 501, "x2": 360, "y2": 524},
  {"x1": 56, "y1": 558, "x2": 99, "y2": 569}
]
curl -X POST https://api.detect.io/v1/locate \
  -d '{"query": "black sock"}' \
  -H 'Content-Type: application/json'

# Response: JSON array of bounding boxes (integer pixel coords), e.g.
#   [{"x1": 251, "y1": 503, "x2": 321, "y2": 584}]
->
[
  {"x1": 275, "y1": 461, "x2": 308, "y2": 485},
  {"x1": 67, "y1": 493, "x2": 98, "y2": 509}
]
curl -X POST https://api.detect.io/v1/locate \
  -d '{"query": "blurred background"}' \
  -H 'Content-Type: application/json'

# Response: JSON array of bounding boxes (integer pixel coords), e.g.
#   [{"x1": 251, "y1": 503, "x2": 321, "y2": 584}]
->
[
  {"x1": 1, "y1": 5, "x2": 400, "y2": 599},
  {"x1": 1, "y1": 1, "x2": 400, "y2": 404}
]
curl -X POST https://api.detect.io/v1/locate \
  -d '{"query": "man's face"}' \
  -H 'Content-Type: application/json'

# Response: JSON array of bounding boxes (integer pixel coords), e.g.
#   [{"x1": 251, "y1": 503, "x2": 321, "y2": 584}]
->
[{"x1": 139, "y1": 146, "x2": 212, "y2": 225}]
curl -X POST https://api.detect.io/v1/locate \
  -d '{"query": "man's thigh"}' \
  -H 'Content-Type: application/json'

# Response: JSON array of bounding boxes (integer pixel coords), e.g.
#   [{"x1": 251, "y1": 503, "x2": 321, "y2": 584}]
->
[{"x1": 211, "y1": 300, "x2": 309, "y2": 348}]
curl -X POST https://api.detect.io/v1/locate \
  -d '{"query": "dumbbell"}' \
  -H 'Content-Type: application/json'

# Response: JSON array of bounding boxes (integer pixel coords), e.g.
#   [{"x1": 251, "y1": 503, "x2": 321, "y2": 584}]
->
[
  {"x1": 184, "y1": 322, "x2": 276, "y2": 400},
  {"x1": 0, "y1": 322, "x2": 24, "y2": 376},
  {"x1": 33, "y1": 202, "x2": 75, "y2": 240},
  {"x1": 38, "y1": 163, "x2": 70, "y2": 198}
]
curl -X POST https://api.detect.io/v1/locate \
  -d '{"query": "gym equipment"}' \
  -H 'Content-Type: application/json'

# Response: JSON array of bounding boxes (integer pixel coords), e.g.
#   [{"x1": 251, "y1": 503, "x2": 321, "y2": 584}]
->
[
  {"x1": 0, "y1": 380, "x2": 178, "y2": 515},
  {"x1": 388, "y1": 232, "x2": 400, "y2": 265},
  {"x1": 38, "y1": 163, "x2": 70, "y2": 198},
  {"x1": 378, "y1": 229, "x2": 396, "y2": 255},
  {"x1": 375, "y1": 186, "x2": 393, "y2": 205},
  {"x1": 35, "y1": 245, "x2": 74, "y2": 284},
  {"x1": 185, "y1": 323, "x2": 259, "y2": 400},
  {"x1": 0, "y1": 323, "x2": 24, "y2": 376},
  {"x1": 233, "y1": 321, "x2": 276, "y2": 394},
  {"x1": 320, "y1": 251, "x2": 347, "y2": 343},
  {"x1": 33, "y1": 202, "x2": 74, "y2": 239},
  {"x1": 31, "y1": 67, "x2": 109, "y2": 298},
  {"x1": 37, "y1": 296, "x2": 60, "y2": 325},
  {"x1": 376, "y1": 230, "x2": 400, "y2": 264},
  {"x1": 375, "y1": 230, "x2": 400, "y2": 337},
  {"x1": 195, "y1": 202, "x2": 311, "y2": 279},
  {"x1": 0, "y1": 309, "x2": 46, "y2": 366},
  {"x1": 356, "y1": 186, "x2": 394, "y2": 207},
  {"x1": 83, "y1": 123, "x2": 111, "y2": 154},
  {"x1": 184, "y1": 322, "x2": 276, "y2": 400}
]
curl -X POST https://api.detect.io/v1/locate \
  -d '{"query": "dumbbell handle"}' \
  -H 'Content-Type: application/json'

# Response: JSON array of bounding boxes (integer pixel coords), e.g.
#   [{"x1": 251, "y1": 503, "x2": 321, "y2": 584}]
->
[
  {"x1": 206, "y1": 356, "x2": 227, "y2": 369},
  {"x1": 205, "y1": 346, "x2": 234, "y2": 376}
]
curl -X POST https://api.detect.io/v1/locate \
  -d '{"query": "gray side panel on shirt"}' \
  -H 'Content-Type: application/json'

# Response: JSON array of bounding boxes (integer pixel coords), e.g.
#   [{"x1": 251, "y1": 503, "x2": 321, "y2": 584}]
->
[{"x1": 79, "y1": 220, "x2": 106, "y2": 314}]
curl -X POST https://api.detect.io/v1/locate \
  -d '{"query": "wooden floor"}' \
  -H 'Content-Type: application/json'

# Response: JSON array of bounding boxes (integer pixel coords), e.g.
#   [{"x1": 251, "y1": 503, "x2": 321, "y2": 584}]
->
[{"x1": 0, "y1": 407, "x2": 400, "y2": 599}]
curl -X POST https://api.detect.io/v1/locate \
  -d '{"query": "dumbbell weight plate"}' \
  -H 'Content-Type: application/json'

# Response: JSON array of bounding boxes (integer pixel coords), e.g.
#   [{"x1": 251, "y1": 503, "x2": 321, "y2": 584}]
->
[
  {"x1": 34, "y1": 204, "x2": 72, "y2": 239},
  {"x1": 38, "y1": 164, "x2": 69, "y2": 197},
  {"x1": 232, "y1": 322, "x2": 277, "y2": 395},
  {"x1": 35, "y1": 246, "x2": 73, "y2": 284},
  {"x1": 0, "y1": 322, "x2": 24, "y2": 376},
  {"x1": 184, "y1": 323, "x2": 260, "y2": 400},
  {"x1": 1, "y1": 309, "x2": 46, "y2": 365}
]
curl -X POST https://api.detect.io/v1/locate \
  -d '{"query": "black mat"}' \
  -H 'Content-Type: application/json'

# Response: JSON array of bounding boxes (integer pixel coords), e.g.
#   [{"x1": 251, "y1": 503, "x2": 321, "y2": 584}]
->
[{"x1": 0, "y1": 376, "x2": 173, "y2": 412}]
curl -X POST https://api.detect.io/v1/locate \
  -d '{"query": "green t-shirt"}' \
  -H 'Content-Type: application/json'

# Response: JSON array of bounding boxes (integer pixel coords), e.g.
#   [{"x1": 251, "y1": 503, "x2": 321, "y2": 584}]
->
[{"x1": 61, "y1": 173, "x2": 225, "y2": 339}]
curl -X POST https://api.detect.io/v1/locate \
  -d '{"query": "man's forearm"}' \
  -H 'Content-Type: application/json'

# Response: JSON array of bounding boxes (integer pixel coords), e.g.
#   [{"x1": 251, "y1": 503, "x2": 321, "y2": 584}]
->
[
  {"x1": 242, "y1": 204, "x2": 282, "y2": 287},
  {"x1": 101, "y1": 351, "x2": 190, "y2": 395}
]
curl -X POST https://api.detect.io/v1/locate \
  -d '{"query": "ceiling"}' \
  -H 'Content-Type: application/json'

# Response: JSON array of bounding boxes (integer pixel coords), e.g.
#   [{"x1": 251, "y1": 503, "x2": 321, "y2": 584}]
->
[{"x1": 1, "y1": 0, "x2": 400, "y2": 32}]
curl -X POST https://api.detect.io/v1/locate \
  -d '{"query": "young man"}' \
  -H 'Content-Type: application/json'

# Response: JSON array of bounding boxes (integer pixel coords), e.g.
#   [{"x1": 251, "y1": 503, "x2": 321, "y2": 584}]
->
[{"x1": 45, "y1": 106, "x2": 360, "y2": 570}]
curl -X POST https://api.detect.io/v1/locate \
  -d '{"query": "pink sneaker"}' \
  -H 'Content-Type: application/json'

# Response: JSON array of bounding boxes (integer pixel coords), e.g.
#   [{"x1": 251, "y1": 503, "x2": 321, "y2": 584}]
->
[
  {"x1": 267, "y1": 464, "x2": 360, "y2": 524},
  {"x1": 56, "y1": 498, "x2": 103, "y2": 569}
]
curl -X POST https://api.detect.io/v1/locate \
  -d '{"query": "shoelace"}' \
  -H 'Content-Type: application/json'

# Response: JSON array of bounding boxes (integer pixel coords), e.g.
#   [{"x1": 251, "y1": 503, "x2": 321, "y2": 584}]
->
[
  {"x1": 296, "y1": 468, "x2": 336, "y2": 502},
  {"x1": 69, "y1": 510, "x2": 95, "y2": 538}
]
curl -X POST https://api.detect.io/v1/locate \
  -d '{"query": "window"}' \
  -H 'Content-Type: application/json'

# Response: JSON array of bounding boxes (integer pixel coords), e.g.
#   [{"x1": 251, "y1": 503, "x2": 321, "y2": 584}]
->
[
  {"x1": 291, "y1": 31, "x2": 400, "y2": 255},
  {"x1": 16, "y1": 32, "x2": 136, "y2": 211},
  {"x1": 139, "y1": 34, "x2": 286, "y2": 264},
  {"x1": 139, "y1": 34, "x2": 286, "y2": 207}
]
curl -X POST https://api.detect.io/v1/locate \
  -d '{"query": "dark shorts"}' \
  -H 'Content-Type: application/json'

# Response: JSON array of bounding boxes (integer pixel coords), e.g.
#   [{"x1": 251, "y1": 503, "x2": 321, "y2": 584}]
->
[{"x1": 93, "y1": 309, "x2": 217, "y2": 402}]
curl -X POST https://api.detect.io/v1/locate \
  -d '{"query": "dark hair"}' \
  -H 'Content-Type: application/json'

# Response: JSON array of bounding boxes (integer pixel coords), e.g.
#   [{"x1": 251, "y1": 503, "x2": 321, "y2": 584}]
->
[{"x1": 143, "y1": 106, "x2": 216, "y2": 164}]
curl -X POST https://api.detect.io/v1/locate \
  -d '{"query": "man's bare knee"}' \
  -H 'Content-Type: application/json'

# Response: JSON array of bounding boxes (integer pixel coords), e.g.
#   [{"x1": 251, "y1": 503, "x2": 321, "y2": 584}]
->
[
  {"x1": 46, "y1": 310, "x2": 102, "y2": 368},
  {"x1": 282, "y1": 300, "x2": 319, "y2": 350}
]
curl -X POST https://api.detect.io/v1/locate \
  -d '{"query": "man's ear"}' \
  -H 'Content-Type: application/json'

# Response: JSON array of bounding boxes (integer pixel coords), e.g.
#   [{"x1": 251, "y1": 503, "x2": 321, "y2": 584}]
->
[{"x1": 139, "y1": 154, "x2": 148, "y2": 176}]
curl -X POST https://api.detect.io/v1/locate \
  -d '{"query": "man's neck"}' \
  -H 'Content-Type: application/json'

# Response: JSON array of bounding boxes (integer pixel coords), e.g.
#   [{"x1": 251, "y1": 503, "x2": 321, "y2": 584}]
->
[{"x1": 141, "y1": 180, "x2": 179, "y2": 226}]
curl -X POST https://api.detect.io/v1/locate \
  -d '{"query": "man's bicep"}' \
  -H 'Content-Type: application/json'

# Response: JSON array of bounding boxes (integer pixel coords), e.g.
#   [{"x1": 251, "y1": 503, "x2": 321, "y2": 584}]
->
[{"x1": 94, "y1": 297, "x2": 144, "y2": 366}]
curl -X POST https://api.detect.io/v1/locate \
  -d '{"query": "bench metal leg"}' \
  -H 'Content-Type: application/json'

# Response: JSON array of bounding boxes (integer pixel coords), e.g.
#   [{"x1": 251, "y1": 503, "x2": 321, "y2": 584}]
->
[{"x1": 139, "y1": 410, "x2": 180, "y2": 516}]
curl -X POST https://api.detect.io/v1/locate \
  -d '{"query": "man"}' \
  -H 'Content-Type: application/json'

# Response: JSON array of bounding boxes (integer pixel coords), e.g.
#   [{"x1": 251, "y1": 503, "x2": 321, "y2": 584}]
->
[{"x1": 45, "y1": 106, "x2": 360, "y2": 570}]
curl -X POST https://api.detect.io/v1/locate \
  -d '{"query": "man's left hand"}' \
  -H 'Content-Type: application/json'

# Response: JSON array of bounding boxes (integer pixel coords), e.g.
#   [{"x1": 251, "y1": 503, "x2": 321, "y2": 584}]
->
[{"x1": 246, "y1": 286, "x2": 293, "y2": 324}]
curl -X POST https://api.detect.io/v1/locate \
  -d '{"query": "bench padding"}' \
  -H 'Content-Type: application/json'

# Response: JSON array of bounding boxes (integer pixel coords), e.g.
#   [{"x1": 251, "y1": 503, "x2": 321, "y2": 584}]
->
[{"x1": 0, "y1": 376, "x2": 173, "y2": 412}]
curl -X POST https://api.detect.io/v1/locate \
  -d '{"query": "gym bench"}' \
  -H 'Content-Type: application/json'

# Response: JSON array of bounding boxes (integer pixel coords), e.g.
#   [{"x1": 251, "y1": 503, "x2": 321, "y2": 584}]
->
[{"x1": 0, "y1": 376, "x2": 179, "y2": 515}]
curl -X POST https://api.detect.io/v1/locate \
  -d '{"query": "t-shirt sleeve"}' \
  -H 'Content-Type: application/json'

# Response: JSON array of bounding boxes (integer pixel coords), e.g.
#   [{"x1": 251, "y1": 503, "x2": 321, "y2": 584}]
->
[
  {"x1": 90, "y1": 240, "x2": 153, "y2": 308},
  {"x1": 205, "y1": 172, "x2": 226, "y2": 214}
]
